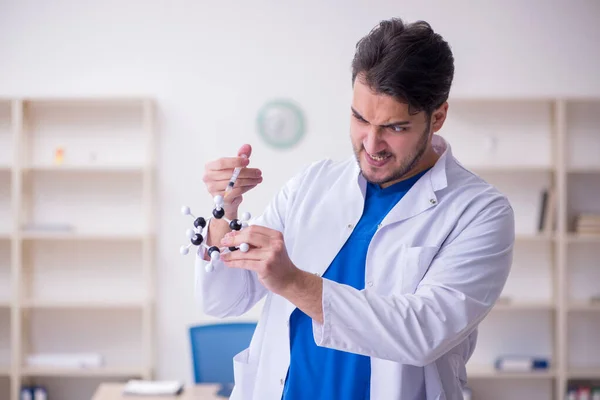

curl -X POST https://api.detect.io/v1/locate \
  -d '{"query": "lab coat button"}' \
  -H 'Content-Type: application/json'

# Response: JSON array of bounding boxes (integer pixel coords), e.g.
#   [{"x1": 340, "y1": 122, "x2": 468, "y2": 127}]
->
[
  {"x1": 280, "y1": 378, "x2": 284, "y2": 385},
  {"x1": 430, "y1": 198, "x2": 437, "y2": 204},
  {"x1": 347, "y1": 223, "x2": 354, "y2": 229},
  {"x1": 367, "y1": 281, "x2": 373, "y2": 287}
]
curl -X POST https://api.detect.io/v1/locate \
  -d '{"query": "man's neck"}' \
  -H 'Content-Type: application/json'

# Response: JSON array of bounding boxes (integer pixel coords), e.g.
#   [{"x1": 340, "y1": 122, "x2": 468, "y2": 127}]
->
[{"x1": 380, "y1": 146, "x2": 440, "y2": 188}]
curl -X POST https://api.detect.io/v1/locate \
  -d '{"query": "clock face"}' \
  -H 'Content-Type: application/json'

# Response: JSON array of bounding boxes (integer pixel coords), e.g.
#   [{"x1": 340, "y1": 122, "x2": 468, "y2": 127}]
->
[{"x1": 256, "y1": 99, "x2": 305, "y2": 149}]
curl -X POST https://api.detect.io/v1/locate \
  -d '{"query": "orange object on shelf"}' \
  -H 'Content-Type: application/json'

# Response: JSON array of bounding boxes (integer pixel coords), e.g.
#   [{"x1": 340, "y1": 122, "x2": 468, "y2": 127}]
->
[{"x1": 54, "y1": 147, "x2": 64, "y2": 165}]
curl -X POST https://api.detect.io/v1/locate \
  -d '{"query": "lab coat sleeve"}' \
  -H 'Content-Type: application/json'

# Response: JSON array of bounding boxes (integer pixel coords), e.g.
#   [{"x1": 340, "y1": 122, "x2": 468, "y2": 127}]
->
[
  {"x1": 196, "y1": 163, "x2": 310, "y2": 318},
  {"x1": 312, "y1": 200, "x2": 515, "y2": 367}
]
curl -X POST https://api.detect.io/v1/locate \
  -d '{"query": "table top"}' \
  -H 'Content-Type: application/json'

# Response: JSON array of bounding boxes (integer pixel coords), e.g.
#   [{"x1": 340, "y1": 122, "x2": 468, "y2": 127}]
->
[{"x1": 92, "y1": 383, "x2": 227, "y2": 400}]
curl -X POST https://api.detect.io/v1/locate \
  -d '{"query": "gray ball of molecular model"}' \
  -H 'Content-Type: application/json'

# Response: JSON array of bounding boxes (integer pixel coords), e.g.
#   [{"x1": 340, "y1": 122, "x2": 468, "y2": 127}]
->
[{"x1": 180, "y1": 194, "x2": 252, "y2": 272}]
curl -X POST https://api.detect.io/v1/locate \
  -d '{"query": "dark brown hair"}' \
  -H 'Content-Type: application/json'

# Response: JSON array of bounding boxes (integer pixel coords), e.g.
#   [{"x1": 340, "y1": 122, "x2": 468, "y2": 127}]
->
[{"x1": 352, "y1": 18, "x2": 455, "y2": 116}]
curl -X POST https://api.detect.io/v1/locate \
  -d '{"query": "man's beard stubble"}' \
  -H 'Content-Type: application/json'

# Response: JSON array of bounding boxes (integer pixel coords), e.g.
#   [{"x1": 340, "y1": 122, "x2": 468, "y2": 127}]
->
[{"x1": 353, "y1": 124, "x2": 431, "y2": 186}]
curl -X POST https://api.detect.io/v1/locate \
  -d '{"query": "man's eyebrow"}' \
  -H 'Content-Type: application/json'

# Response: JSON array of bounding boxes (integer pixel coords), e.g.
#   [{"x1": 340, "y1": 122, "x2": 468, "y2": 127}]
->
[
  {"x1": 380, "y1": 120, "x2": 411, "y2": 128},
  {"x1": 351, "y1": 107, "x2": 366, "y2": 120},
  {"x1": 351, "y1": 107, "x2": 411, "y2": 127}
]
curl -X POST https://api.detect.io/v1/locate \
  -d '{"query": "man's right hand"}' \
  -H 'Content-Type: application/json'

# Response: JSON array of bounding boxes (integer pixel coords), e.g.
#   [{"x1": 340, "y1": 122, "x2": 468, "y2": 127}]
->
[{"x1": 202, "y1": 144, "x2": 263, "y2": 219}]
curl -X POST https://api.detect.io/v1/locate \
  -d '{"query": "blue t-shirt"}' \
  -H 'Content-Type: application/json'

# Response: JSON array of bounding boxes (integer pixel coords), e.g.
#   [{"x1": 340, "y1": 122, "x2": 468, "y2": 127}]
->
[{"x1": 282, "y1": 170, "x2": 429, "y2": 400}]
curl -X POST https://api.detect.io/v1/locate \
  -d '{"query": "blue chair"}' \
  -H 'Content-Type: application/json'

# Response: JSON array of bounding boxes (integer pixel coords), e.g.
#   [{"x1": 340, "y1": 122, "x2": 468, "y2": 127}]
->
[{"x1": 189, "y1": 322, "x2": 257, "y2": 396}]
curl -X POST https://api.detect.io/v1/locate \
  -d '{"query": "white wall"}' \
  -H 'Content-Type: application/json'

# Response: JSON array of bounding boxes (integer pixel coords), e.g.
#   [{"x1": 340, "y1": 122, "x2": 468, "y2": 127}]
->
[{"x1": 1, "y1": 0, "x2": 600, "y2": 388}]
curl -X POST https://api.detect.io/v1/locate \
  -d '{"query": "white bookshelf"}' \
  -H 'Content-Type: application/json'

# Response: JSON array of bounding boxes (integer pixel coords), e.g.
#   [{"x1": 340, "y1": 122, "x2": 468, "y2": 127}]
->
[
  {"x1": 563, "y1": 100, "x2": 600, "y2": 397},
  {"x1": 0, "y1": 97, "x2": 156, "y2": 400},
  {"x1": 444, "y1": 97, "x2": 600, "y2": 399}
]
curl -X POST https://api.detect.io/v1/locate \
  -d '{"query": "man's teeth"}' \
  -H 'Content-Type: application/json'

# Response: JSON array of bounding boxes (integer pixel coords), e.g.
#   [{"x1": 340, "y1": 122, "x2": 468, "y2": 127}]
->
[{"x1": 369, "y1": 153, "x2": 388, "y2": 161}]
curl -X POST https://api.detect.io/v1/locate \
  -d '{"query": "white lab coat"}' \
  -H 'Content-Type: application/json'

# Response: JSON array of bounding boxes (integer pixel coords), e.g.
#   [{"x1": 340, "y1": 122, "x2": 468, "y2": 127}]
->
[{"x1": 195, "y1": 134, "x2": 514, "y2": 400}]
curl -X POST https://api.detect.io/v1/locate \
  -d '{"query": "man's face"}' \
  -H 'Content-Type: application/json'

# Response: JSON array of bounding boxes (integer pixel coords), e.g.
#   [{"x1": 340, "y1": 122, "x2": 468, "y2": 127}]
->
[{"x1": 350, "y1": 77, "x2": 434, "y2": 187}]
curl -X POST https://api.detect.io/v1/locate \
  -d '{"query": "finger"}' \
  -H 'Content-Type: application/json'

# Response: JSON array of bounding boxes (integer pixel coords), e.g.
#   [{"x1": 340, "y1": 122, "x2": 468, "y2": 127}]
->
[
  {"x1": 206, "y1": 177, "x2": 263, "y2": 191},
  {"x1": 205, "y1": 156, "x2": 250, "y2": 171},
  {"x1": 206, "y1": 182, "x2": 262, "y2": 200},
  {"x1": 226, "y1": 177, "x2": 263, "y2": 188},
  {"x1": 221, "y1": 248, "x2": 268, "y2": 262},
  {"x1": 220, "y1": 186, "x2": 254, "y2": 203},
  {"x1": 241, "y1": 224, "x2": 282, "y2": 239},
  {"x1": 222, "y1": 259, "x2": 262, "y2": 271},
  {"x1": 238, "y1": 144, "x2": 252, "y2": 158},
  {"x1": 204, "y1": 168, "x2": 262, "y2": 182},
  {"x1": 221, "y1": 228, "x2": 271, "y2": 248}
]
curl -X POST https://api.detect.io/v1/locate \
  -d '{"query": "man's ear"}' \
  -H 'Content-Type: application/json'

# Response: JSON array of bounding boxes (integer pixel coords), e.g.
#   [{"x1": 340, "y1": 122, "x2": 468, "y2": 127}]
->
[{"x1": 431, "y1": 102, "x2": 449, "y2": 133}]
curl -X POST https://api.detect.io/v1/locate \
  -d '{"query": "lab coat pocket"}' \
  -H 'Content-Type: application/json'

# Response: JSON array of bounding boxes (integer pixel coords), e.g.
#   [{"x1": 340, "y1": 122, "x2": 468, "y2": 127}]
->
[
  {"x1": 401, "y1": 246, "x2": 440, "y2": 294},
  {"x1": 230, "y1": 347, "x2": 258, "y2": 400}
]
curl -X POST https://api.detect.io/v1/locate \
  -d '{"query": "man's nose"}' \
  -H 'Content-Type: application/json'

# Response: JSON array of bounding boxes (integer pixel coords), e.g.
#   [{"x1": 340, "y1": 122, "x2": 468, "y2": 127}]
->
[{"x1": 363, "y1": 126, "x2": 385, "y2": 154}]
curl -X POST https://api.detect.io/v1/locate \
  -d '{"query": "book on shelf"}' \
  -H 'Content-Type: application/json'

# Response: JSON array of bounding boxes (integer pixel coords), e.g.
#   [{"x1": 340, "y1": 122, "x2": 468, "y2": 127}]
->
[
  {"x1": 537, "y1": 186, "x2": 556, "y2": 234},
  {"x1": 566, "y1": 386, "x2": 600, "y2": 400},
  {"x1": 574, "y1": 213, "x2": 600, "y2": 235}
]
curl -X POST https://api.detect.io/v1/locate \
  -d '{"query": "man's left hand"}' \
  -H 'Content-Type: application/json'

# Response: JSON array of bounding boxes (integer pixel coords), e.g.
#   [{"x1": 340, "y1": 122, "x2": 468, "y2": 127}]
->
[{"x1": 220, "y1": 225, "x2": 300, "y2": 295}]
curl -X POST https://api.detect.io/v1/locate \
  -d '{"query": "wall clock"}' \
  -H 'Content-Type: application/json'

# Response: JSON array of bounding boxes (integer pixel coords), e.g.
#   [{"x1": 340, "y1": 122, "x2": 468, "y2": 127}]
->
[{"x1": 256, "y1": 99, "x2": 305, "y2": 149}]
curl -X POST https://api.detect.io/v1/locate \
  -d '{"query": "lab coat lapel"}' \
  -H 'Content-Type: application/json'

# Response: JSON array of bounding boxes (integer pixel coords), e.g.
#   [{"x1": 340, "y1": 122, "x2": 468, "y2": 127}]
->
[
  {"x1": 312, "y1": 159, "x2": 365, "y2": 278},
  {"x1": 381, "y1": 137, "x2": 451, "y2": 226},
  {"x1": 283, "y1": 159, "x2": 365, "y2": 318},
  {"x1": 380, "y1": 173, "x2": 438, "y2": 226}
]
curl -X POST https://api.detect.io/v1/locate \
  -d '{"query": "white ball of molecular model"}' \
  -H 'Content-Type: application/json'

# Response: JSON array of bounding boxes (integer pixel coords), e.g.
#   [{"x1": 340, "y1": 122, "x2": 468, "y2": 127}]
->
[{"x1": 180, "y1": 196, "x2": 252, "y2": 272}]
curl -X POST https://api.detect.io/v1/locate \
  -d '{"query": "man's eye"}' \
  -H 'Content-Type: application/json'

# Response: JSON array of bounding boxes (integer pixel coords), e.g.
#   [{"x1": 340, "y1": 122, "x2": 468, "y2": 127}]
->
[{"x1": 389, "y1": 125, "x2": 406, "y2": 132}]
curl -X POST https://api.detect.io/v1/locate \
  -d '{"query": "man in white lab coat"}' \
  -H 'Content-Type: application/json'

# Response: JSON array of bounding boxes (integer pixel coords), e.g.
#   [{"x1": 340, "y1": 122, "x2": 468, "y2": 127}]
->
[{"x1": 195, "y1": 17, "x2": 514, "y2": 400}]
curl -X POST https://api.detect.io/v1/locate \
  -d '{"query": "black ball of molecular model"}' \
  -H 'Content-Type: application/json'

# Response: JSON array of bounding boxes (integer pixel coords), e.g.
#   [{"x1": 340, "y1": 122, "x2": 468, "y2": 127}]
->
[{"x1": 180, "y1": 194, "x2": 252, "y2": 272}]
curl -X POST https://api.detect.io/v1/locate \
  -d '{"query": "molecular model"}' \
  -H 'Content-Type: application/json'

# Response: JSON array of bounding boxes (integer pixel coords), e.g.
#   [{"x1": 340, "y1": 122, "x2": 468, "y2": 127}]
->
[{"x1": 180, "y1": 194, "x2": 252, "y2": 272}]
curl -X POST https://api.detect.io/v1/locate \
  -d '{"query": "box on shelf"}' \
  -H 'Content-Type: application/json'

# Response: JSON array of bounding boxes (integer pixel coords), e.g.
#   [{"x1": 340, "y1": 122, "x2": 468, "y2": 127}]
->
[{"x1": 494, "y1": 355, "x2": 550, "y2": 371}]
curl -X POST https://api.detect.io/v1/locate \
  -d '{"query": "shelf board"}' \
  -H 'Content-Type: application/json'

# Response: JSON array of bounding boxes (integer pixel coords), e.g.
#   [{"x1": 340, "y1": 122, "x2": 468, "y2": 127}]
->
[
  {"x1": 21, "y1": 299, "x2": 146, "y2": 309},
  {"x1": 468, "y1": 166, "x2": 553, "y2": 174},
  {"x1": 567, "y1": 167, "x2": 600, "y2": 174},
  {"x1": 493, "y1": 300, "x2": 555, "y2": 311},
  {"x1": 21, "y1": 365, "x2": 145, "y2": 377},
  {"x1": 467, "y1": 365, "x2": 555, "y2": 379},
  {"x1": 566, "y1": 233, "x2": 600, "y2": 243},
  {"x1": 0, "y1": 300, "x2": 11, "y2": 308},
  {"x1": 22, "y1": 96, "x2": 151, "y2": 102},
  {"x1": 0, "y1": 366, "x2": 9, "y2": 376},
  {"x1": 448, "y1": 95, "x2": 600, "y2": 102},
  {"x1": 448, "y1": 96, "x2": 557, "y2": 102},
  {"x1": 21, "y1": 231, "x2": 146, "y2": 241},
  {"x1": 567, "y1": 367, "x2": 600, "y2": 379},
  {"x1": 0, "y1": 165, "x2": 10, "y2": 172},
  {"x1": 515, "y1": 233, "x2": 555, "y2": 242},
  {"x1": 23, "y1": 165, "x2": 145, "y2": 173},
  {"x1": 0, "y1": 232, "x2": 10, "y2": 240},
  {"x1": 567, "y1": 300, "x2": 600, "y2": 312}
]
